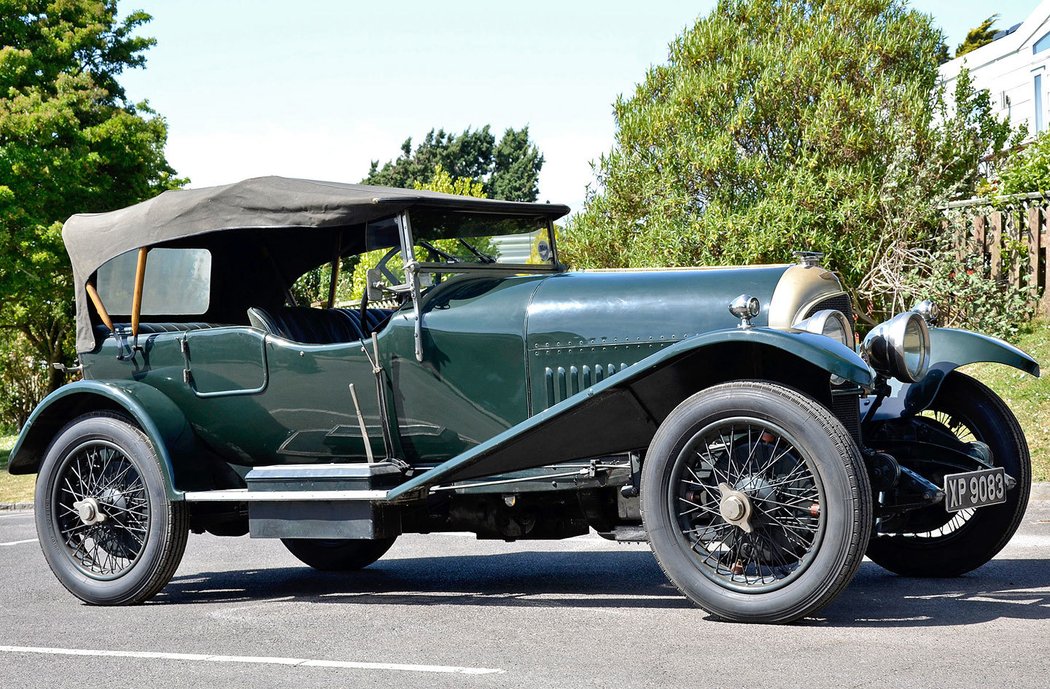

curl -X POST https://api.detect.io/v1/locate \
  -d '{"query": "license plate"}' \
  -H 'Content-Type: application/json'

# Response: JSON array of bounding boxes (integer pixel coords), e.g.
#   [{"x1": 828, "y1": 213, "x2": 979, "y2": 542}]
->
[{"x1": 943, "y1": 467, "x2": 1007, "y2": 513}]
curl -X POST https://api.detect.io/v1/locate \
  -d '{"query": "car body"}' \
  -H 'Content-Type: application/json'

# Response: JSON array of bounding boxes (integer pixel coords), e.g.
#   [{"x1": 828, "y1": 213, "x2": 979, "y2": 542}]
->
[{"x1": 9, "y1": 177, "x2": 1041, "y2": 622}]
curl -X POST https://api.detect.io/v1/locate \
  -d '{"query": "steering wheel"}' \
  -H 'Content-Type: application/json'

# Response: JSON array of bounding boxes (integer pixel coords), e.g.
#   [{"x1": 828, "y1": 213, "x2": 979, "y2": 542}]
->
[
  {"x1": 417, "y1": 239, "x2": 461, "y2": 264},
  {"x1": 374, "y1": 246, "x2": 403, "y2": 286}
]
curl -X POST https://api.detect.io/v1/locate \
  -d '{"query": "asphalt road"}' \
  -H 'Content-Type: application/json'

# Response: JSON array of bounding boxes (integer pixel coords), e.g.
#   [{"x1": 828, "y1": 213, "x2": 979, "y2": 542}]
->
[{"x1": 2, "y1": 503, "x2": 1049, "y2": 689}]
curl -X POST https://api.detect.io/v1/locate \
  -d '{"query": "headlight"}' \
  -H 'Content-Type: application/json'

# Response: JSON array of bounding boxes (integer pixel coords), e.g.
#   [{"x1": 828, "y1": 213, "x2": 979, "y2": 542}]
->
[
  {"x1": 794, "y1": 309, "x2": 853, "y2": 348},
  {"x1": 861, "y1": 312, "x2": 930, "y2": 383}
]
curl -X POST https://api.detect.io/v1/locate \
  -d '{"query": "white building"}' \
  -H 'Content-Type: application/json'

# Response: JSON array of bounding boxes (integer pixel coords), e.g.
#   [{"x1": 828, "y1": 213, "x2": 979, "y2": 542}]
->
[{"x1": 940, "y1": 1, "x2": 1050, "y2": 138}]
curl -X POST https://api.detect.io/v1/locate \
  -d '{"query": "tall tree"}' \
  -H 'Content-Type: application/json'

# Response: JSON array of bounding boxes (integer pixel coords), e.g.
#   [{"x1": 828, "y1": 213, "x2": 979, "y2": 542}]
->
[
  {"x1": 955, "y1": 15, "x2": 999, "y2": 58},
  {"x1": 563, "y1": 0, "x2": 1015, "y2": 321},
  {"x1": 363, "y1": 125, "x2": 544, "y2": 201},
  {"x1": 0, "y1": 1, "x2": 182, "y2": 397}
]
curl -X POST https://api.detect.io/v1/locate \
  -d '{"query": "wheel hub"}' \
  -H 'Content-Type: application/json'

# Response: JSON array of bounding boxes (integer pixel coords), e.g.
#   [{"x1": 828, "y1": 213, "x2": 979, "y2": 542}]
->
[
  {"x1": 717, "y1": 483, "x2": 754, "y2": 533},
  {"x1": 72, "y1": 497, "x2": 107, "y2": 525}
]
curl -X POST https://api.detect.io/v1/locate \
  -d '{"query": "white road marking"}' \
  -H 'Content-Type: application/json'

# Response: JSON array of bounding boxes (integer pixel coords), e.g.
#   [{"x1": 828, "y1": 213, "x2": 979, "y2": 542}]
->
[
  {"x1": 1007, "y1": 534, "x2": 1050, "y2": 548},
  {"x1": 0, "y1": 645, "x2": 504, "y2": 675},
  {"x1": 0, "y1": 539, "x2": 37, "y2": 547}
]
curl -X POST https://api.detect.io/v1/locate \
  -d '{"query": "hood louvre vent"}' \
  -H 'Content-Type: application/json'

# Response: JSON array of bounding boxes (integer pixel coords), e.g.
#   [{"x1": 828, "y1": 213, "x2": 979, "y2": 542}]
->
[{"x1": 543, "y1": 363, "x2": 629, "y2": 408}]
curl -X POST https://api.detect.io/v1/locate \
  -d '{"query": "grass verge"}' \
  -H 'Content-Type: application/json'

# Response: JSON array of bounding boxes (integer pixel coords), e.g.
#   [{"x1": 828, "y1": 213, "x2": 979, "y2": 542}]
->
[
  {"x1": 0, "y1": 433, "x2": 35, "y2": 504},
  {"x1": 963, "y1": 320, "x2": 1050, "y2": 482}
]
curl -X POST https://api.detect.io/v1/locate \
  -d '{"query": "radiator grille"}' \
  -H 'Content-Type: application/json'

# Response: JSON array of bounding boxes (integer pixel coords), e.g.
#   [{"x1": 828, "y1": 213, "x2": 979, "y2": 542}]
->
[
  {"x1": 805, "y1": 293, "x2": 854, "y2": 324},
  {"x1": 831, "y1": 389, "x2": 863, "y2": 446},
  {"x1": 810, "y1": 294, "x2": 862, "y2": 445}
]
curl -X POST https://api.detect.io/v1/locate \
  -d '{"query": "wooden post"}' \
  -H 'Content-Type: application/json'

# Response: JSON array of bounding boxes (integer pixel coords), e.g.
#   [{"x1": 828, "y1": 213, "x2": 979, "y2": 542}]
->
[
  {"x1": 85, "y1": 281, "x2": 114, "y2": 331},
  {"x1": 131, "y1": 247, "x2": 148, "y2": 337},
  {"x1": 1009, "y1": 209, "x2": 1021, "y2": 288},
  {"x1": 1042, "y1": 208, "x2": 1050, "y2": 317},
  {"x1": 989, "y1": 211, "x2": 1003, "y2": 281},
  {"x1": 973, "y1": 214, "x2": 985, "y2": 254},
  {"x1": 1029, "y1": 206, "x2": 1041, "y2": 293}
]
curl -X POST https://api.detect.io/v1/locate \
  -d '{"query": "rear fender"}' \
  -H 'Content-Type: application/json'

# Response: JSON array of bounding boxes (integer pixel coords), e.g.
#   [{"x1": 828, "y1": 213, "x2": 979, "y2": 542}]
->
[
  {"x1": 387, "y1": 327, "x2": 873, "y2": 500},
  {"x1": 866, "y1": 328, "x2": 1041, "y2": 420},
  {"x1": 7, "y1": 380, "x2": 201, "y2": 500}
]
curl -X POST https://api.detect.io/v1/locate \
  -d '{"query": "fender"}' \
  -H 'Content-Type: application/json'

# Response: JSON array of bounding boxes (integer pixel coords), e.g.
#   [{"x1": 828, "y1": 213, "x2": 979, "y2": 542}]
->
[
  {"x1": 387, "y1": 327, "x2": 873, "y2": 500},
  {"x1": 865, "y1": 328, "x2": 1041, "y2": 420},
  {"x1": 7, "y1": 380, "x2": 195, "y2": 500}
]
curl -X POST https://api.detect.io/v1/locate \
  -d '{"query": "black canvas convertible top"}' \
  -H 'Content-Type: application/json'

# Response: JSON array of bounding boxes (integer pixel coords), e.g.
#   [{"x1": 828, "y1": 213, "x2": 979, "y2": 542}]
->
[{"x1": 64, "y1": 176, "x2": 570, "y2": 351}]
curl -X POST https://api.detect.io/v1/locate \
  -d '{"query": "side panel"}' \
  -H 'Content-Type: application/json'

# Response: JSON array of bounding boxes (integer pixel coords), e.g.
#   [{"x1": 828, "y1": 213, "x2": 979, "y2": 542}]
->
[
  {"x1": 387, "y1": 328, "x2": 873, "y2": 499},
  {"x1": 85, "y1": 327, "x2": 386, "y2": 467},
  {"x1": 381, "y1": 275, "x2": 547, "y2": 463},
  {"x1": 524, "y1": 268, "x2": 790, "y2": 413}
]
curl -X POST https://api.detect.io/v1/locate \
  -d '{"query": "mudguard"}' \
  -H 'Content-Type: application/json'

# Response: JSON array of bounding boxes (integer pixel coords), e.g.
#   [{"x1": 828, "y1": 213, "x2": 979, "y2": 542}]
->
[
  {"x1": 863, "y1": 327, "x2": 1041, "y2": 420},
  {"x1": 7, "y1": 380, "x2": 195, "y2": 500},
  {"x1": 387, "y1": 327, "x2": 873, "y2": 500}
]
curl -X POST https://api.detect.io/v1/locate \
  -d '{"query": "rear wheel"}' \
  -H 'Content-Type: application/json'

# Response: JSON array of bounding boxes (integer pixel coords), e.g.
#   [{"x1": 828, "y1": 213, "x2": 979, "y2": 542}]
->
[
  {"x1": 282, "y1": 537, "x2": 396, "y2": 571},
  {"x1": 35, "y1": 413, "x2": 189, "y2": 605},
  {"x1": 866, "y1": 372, "x2": 1030, "y2": 577},
  {"x1": 641, "y1": 382, "x2": 871, "y2": 624}
]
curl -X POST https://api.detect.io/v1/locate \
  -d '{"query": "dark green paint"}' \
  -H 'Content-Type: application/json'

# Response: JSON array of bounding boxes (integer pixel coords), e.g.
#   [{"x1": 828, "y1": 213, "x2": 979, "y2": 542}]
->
[
  {"x1": 386, "y1": 326, "x2": 874, "y2": 500},
  {"x1": 16, "y1": 267, "x2": 872, "y2": 496},
  {"x1": 900, "y1": 327, "x2": 1041, "y2": 414},
  {"x1": 9, "y1": 380, "x2": 192, "y2": 499}
]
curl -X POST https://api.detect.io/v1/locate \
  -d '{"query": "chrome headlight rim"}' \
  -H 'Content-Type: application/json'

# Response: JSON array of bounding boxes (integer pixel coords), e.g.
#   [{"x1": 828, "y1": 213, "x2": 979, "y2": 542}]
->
[
  {"x1": 861, "y1": 311, "x2": 931, "y2": 383},
  {"x1": 793, "y1": 309, "x2": 854, "y2": 349}
]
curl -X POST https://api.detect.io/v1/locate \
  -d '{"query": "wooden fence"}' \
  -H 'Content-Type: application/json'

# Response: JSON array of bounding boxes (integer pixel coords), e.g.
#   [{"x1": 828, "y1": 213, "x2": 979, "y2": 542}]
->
[{"x1": 943, "y1": 193, "x2": 1050, "y2": 317}]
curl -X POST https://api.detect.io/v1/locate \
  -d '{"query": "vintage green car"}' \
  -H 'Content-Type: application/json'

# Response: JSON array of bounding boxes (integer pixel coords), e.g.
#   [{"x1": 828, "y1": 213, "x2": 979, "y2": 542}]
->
[{"x1": 8, "y1": 177, "x2": 1040, "y2": 623}]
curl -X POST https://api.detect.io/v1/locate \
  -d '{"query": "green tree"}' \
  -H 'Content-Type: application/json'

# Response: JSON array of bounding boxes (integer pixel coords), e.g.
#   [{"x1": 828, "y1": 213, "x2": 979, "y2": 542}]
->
[
  {"x1": 364, "y1": 125, "x2": 544, "y2": 201},
  {"x1": 0, "y1": 0, "x2": 182, "y2": 402},
  {"x1": 955, "y1": 15, "x2": 999, "y2": 58},
  {"x1": 563, "y1": 0, "x2": 1015, "y2": 322},
  {"x1": 1000, "y1": 130, "x2": 1050, "y2": 194}
]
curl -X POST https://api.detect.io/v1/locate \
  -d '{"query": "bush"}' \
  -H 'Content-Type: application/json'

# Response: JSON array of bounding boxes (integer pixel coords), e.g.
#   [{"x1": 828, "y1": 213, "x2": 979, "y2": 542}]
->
[{"x1": 899, "y1": 232, "x2": 1036, "y2": 341}]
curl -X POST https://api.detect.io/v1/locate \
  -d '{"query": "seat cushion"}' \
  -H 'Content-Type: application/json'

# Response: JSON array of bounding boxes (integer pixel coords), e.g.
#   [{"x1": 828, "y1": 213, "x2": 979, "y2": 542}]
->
[{"x1": 247, "y1": 306, "x2": 364, "y2": 344}]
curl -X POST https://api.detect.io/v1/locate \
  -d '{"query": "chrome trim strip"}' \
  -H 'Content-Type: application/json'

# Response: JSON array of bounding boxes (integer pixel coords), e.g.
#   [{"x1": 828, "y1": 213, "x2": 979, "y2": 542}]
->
[{"x1": 183, "y1": 489, "x2": 389, "y2": 502}]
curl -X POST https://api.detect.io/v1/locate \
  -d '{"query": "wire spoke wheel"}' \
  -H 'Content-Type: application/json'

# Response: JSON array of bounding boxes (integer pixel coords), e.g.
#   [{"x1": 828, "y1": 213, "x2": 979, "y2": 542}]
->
[
  {"x1": 36, "y1": 413, "x2": 189, "y2": 605},
  {"x1": 642, "y1": 382, "x2": 870, "y2": 624},
  {"x1": 671, "y1": 419, "x2": 825, "y2": 592},
  {"x1": 866, "y1": 372, "x2": 1031, "y2": 577},
  {"x1": 52, "y1": 440, "x2": 151, "y2": 580}
]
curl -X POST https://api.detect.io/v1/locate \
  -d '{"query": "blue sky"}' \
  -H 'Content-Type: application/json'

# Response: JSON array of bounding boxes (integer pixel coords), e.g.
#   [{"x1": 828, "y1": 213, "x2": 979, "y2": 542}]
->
[{"x1": 119, "y1": 1, "x2": 1040, "y2": 213}]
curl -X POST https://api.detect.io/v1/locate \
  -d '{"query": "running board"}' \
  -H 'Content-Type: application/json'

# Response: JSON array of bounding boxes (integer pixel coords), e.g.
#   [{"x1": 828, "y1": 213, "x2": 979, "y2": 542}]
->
[{"x1": 183, "y1": 488, "x2": 389, "y2": 502}]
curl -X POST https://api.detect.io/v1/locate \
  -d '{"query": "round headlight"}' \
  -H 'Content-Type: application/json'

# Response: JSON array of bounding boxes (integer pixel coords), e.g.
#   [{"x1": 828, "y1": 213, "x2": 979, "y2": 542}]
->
[
  {"x1": 794, "y1": 309, "x2": 853, "y2": 348},
  {"x1": 861, "y1": 312, "x2": 930, "y2": 383}
]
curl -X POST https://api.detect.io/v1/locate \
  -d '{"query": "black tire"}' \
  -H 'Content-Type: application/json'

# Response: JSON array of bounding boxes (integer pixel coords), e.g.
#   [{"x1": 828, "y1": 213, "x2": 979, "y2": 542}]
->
[
  {"x1": 281, "y1": 537, "x2": 396, "y2": 571},
  {"x1": 35, "y1": 412, "x2": 189, "y2": 605},
  {"x1": 641, "y1": 382, "x2": 872, "y2": 624},
  {"x1": 866, "y1": 372, "x2": 1031, "y2": 577}
]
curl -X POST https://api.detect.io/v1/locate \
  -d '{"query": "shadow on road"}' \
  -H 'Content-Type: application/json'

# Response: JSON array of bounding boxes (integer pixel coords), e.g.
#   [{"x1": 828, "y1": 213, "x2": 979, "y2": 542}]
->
[
  {"x1": 818, "y1": 558, "x2": 1050, "y2": 627},
  {"x1": 157, "y1": 548, "x2": 1050, "y2": 626}
]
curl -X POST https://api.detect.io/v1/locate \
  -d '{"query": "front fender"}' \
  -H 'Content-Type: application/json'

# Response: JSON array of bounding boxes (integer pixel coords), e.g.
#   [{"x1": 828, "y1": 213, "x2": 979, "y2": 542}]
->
[
  {"x1": 7, "y1": 380, "x2": 194, "y2": 500},
  {"x1": 866, "y1": 328, "x2": 1040, "y2": 419},
  {"x1": 387, "y1": 327, "x2": 872, "y2": 500}
]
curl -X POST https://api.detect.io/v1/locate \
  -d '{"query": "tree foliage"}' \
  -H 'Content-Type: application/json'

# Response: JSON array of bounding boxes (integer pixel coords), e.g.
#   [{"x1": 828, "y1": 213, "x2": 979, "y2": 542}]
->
[
  {"x1": 363, "y1": 125, "x2": 544, "y2": 201},
  {"x1": 562, "y1": 0, "x2": 1016, "y2": 322},
  {"x1": 955, "y1": 15, "x2": 999, "y2": 58},
  {"x1": 1000, "y1": 130, "x2": 1050, "y2": 194},
  {"x1": 0, "y1": 1, "x2": 181, "y2": 405}
]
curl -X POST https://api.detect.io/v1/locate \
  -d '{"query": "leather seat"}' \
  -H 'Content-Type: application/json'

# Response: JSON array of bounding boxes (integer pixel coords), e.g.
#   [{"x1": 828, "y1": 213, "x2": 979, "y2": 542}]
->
[{"x1": 247, "y1": 306, "x2": 363, "y2": 344}]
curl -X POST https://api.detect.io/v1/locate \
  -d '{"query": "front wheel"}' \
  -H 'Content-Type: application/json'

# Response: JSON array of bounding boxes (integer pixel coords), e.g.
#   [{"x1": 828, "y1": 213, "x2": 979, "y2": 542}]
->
[
  {"x1": 641, "y1": 382, "x2": 872, "y2": 624},
  {"x1": 35, "y1": 413, "x2": 189, "y2": 605},
  {"x1": 866, "y1": 372, "x2": 1031, "y2": 577}
]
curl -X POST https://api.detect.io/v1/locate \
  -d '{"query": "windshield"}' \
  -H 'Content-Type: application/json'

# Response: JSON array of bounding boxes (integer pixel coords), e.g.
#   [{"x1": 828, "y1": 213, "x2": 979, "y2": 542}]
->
[{"x1": 365, "y1": 211, "x2": 556, "y2": 269}]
